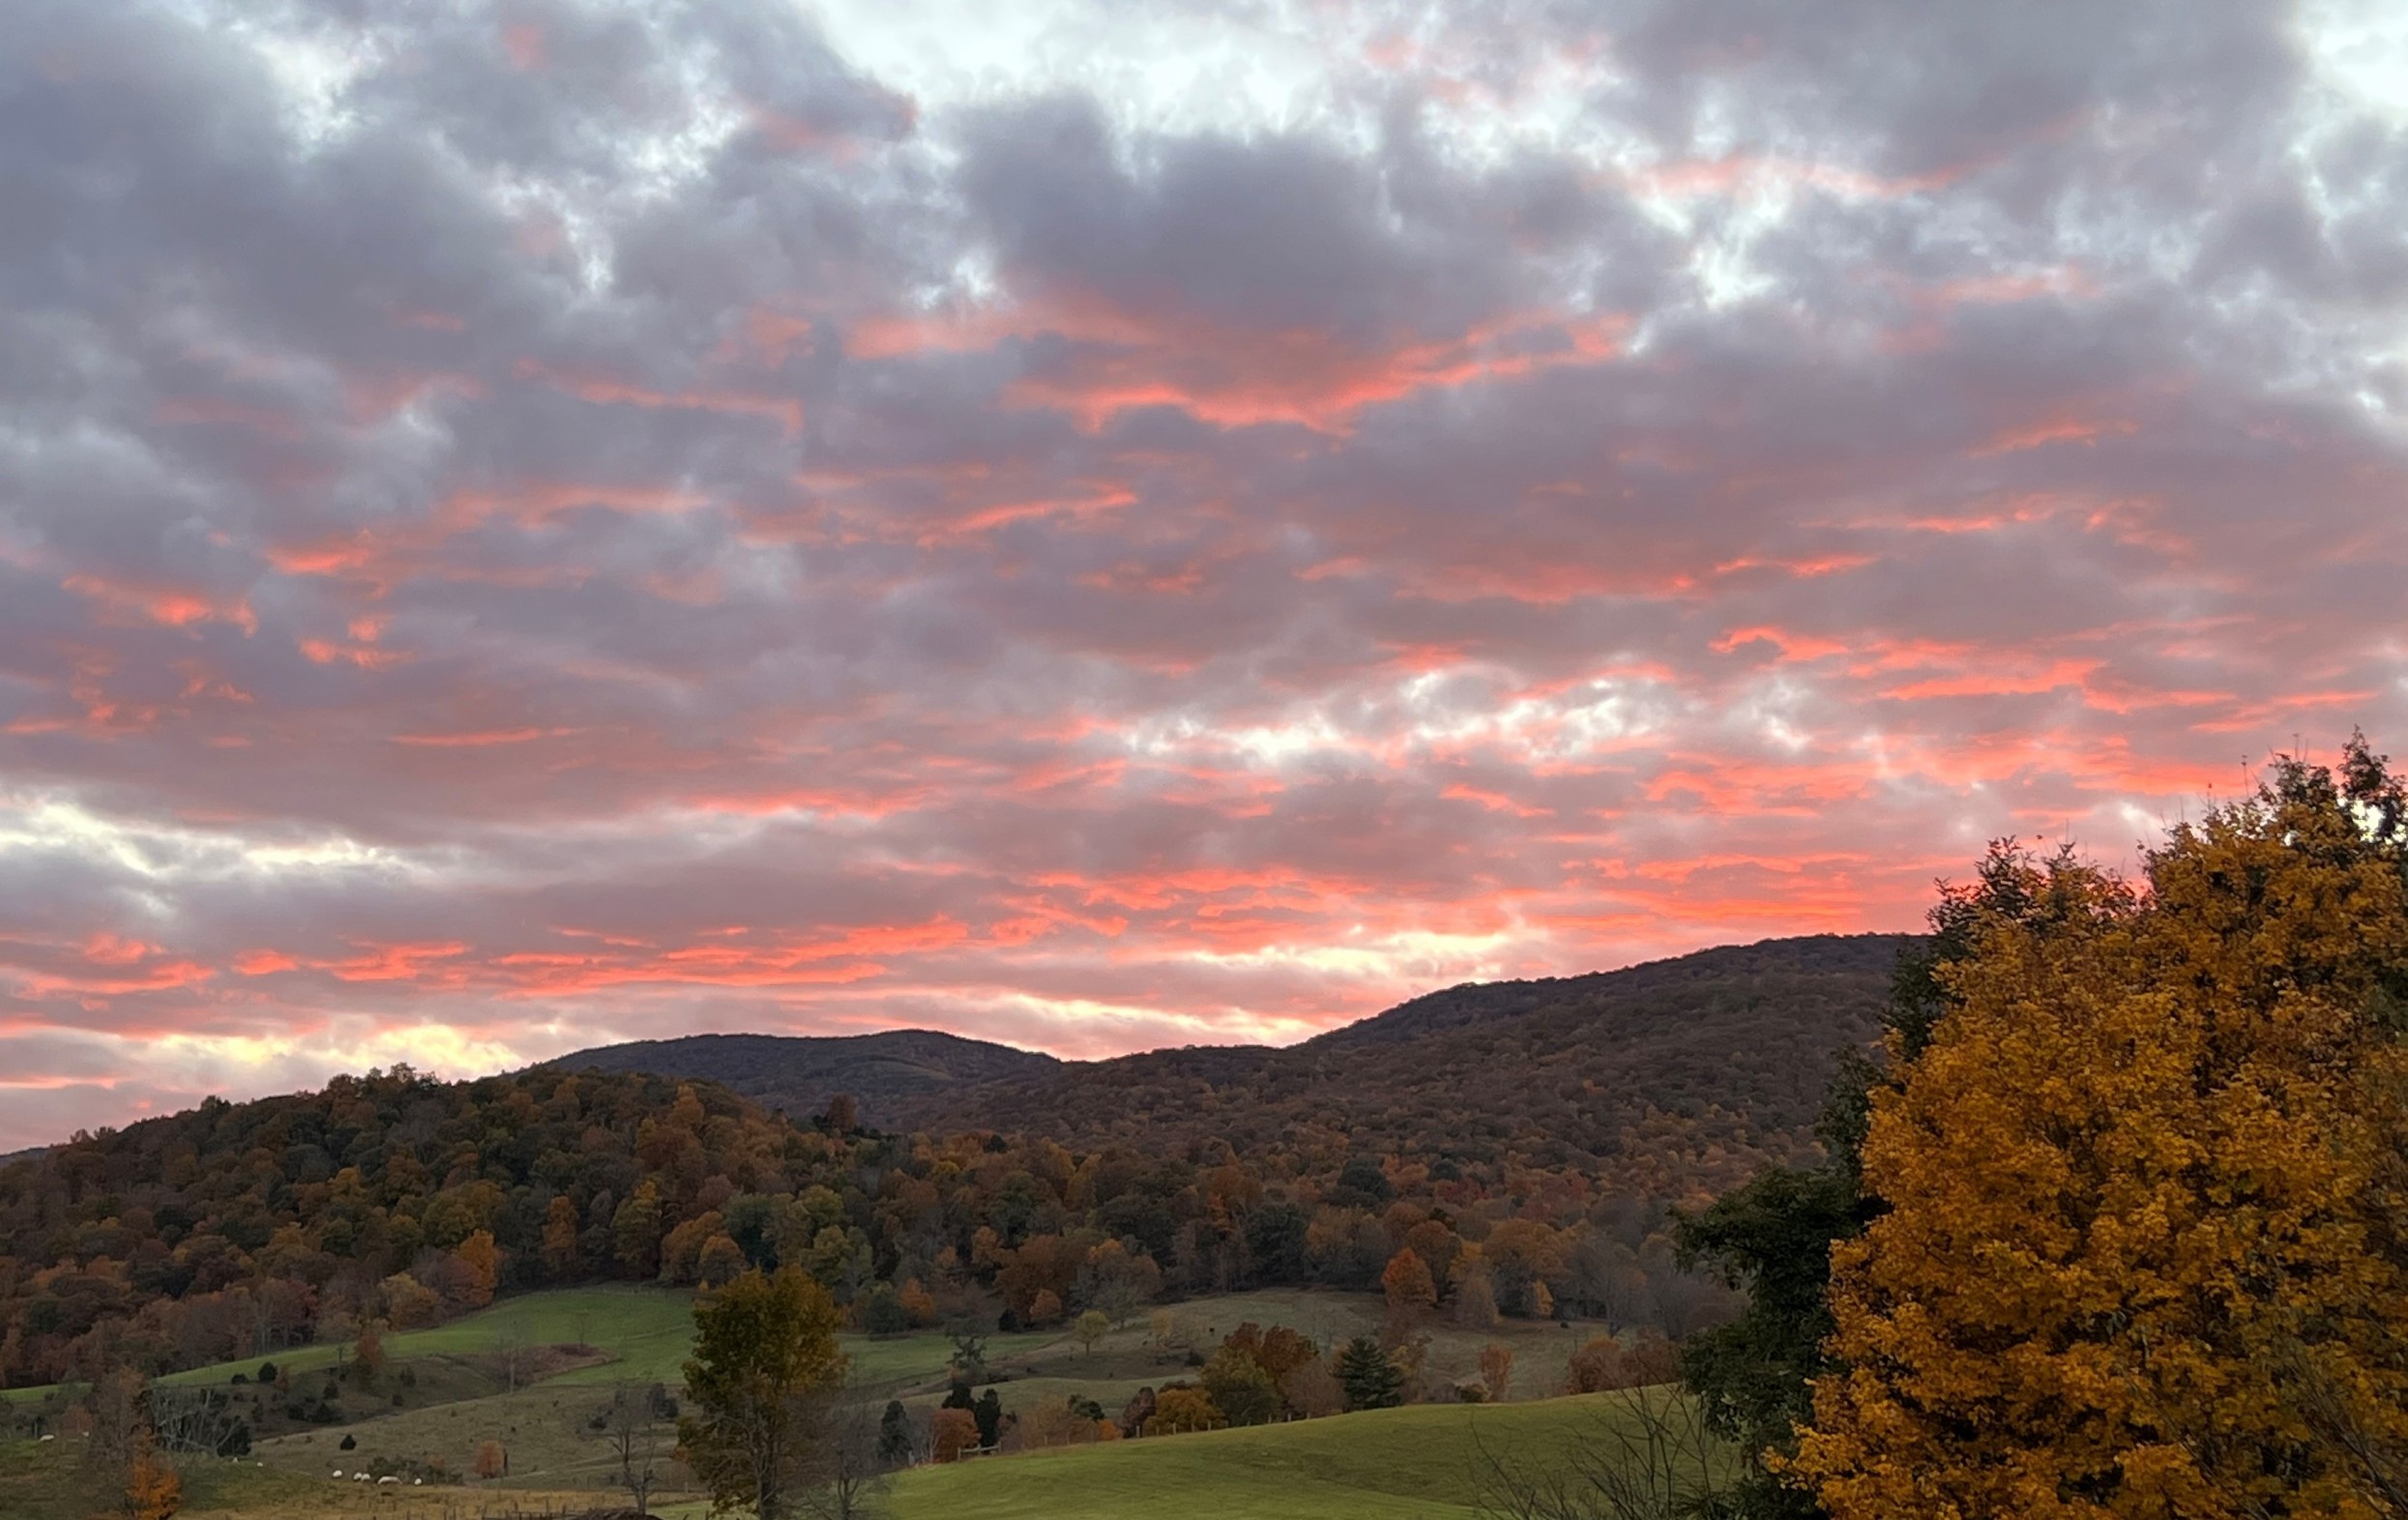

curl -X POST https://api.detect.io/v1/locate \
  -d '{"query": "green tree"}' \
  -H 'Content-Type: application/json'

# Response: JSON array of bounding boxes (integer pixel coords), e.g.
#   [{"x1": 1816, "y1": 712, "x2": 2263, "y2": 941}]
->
[
  {"x1": 875, "y1": 1400, "x2": 912, "y2": 1469},
  {"x1": 1335, "y1": 1337, "x2": 1403, "y2": 1411},
  {"x1": 679, "y1": 1267, "x2": 848, "y2": 1520},
  {"x1": 613, "y1": 1183, "x2": 665, "y2": 1280},
  {"x1": 1201, "y1": 1346, "x2": 1282, "y2": 1426},
  {"x1": 1072, "y1": 1309, "x2": 1111, "y2": 1357},
  {"x1": 971, "y1": 1388, "x2": 1002, "y2": 1450}
]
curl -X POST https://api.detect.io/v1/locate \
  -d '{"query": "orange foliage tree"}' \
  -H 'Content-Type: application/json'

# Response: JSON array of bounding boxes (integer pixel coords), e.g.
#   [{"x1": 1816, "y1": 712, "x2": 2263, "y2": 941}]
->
[
  {"x1": 453, "y1": 1231, "x2": 500, "y2": 1309},
  {"x1": 124, "y1": 1429, "x2": 180, "y2": 1520},
  {"x1": 1791, "y1": 747, "x2": 2408, "y2": 1519},
  {"x1": 1381, "y1": 1246, "x2": 1437, "y2": 1325},
  {"x1": 929, "y1": 1407, "x2": 979, "y2": 1463},
  {"x1": 1479, "y1": 1342, "x2": 1513, "y2": 1402}
]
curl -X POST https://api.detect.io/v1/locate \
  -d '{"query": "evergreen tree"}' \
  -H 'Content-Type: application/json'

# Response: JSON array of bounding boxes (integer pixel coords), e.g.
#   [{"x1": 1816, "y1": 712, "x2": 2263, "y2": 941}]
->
[
  {"x1": 972, "y1": 1388, "x2": 1003, "y2": 1449},
  {"x1": 1335, "y1": 1337, "x2": 1403, "y2": 1411},
  {"x1": 875, "y1": 1399, "x2": 912, "y2": 1469}
]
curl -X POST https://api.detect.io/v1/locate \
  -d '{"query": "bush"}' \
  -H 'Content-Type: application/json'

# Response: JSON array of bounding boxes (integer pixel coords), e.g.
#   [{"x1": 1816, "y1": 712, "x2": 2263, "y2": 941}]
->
[
  {"x1": 339, "y1": 1434, "x2": 357, "y2": 1450},
  {"x1": 255, "y1": 1362, "x2": 277, "y2": 1384}
]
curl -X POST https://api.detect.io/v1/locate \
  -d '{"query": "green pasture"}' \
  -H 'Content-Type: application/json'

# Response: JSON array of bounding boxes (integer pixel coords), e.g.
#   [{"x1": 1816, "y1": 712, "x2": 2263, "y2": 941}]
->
[{"x1": 888, "y1": 1392, "x2": 1703, "y2": 1520}]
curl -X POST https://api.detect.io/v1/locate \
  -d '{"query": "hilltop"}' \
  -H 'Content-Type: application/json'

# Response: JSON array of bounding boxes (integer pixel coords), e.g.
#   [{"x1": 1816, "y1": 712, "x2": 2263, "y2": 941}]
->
[
  {"x1": 540, "y1": 1027, "x2": 1059, "y2": 1122},
  {"x1": 553, "y1": 932, "x2": 1913, "y2": 1186}
]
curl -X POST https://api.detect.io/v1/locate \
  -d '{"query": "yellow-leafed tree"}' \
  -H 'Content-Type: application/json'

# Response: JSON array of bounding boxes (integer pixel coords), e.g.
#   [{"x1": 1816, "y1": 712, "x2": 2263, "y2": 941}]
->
[{"x1": 1790, "y1": 745, "x2": 2408, "y2": 1519}]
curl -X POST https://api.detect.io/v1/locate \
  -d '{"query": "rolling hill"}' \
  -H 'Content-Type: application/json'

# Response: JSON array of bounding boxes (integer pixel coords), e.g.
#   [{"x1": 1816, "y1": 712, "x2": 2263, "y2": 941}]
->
[
  {"x1": 552, "y1": 932, "x2": 1914, "y2": 1189},
  {"x1": 541, "y1": 1027, "x2": 1060, "y2": 1121}
]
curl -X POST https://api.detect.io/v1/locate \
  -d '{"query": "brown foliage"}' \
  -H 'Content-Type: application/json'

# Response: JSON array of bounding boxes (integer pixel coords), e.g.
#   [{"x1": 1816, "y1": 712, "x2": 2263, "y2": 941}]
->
[
  {"x1": 1565, "y1": 1332, "x2": 1678, "y2": 1393},
  {"x1": 929, "y1": 1407, "x2": 979, "y2": 1463}
]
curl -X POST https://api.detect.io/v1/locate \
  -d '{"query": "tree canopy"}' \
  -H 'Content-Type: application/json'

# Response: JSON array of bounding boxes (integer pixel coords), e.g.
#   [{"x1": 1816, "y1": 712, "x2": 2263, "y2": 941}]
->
[{"x1": 1790, "y1": 743, "x2": 2408, "y2": 1518}]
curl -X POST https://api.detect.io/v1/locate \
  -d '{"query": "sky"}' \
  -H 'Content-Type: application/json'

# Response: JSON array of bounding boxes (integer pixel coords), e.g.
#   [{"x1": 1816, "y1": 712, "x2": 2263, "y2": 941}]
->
[{"x1": 3, "y1": 0, "x2": 2406, "y2": 1151}]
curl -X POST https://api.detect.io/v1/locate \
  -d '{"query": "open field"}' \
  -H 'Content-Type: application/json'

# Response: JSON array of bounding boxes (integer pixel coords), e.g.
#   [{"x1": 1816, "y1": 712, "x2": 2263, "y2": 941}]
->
[
  {"x1": 6, "y1": 1284, "x2": 1649, "y2": 1515},
  {"x1": 887, "y1": 1393, "x2": 1703, "y2": 1520},
  {"x1": 0, "y1": 1436, "x2": 611, "y2": 1520}
]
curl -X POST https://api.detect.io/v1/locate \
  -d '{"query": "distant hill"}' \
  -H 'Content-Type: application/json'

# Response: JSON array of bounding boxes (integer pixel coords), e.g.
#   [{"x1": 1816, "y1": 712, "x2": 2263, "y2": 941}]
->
[
  {"x1": 546, "y1": 933, "x2": 1915, "y2": 1197},
  {"x1": 541, "y1": 1027, "x2": 1060, "y2": 1120},
  {"x1": 871, "y1": 933, "x2": 1913, "y2": 1192}
]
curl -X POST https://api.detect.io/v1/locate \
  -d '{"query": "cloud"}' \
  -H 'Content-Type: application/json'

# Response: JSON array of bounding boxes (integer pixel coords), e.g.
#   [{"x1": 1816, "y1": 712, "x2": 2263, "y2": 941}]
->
[{"x1": 0, "y1": 0, "x2": 2403, "y2": 1149}]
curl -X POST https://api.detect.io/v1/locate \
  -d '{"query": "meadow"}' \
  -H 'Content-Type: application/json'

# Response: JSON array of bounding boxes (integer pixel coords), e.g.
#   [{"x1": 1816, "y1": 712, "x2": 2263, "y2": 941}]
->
[
  {"x1": 5, "y1": 1282, "x2": 1655, "y2": 1516},
  {"x1": 884, "y1": 1393, "x2": 1703, "y2": 1520}
]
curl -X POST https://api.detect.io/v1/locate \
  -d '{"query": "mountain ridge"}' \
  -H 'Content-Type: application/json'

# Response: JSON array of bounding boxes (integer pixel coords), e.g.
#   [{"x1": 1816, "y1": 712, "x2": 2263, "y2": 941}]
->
[{"x1": 548, "y1": 932, "x2": 1919, "y2": 1189}]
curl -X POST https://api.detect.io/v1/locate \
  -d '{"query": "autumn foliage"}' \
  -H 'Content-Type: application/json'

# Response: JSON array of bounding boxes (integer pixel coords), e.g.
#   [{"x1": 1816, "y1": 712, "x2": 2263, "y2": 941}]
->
[{"x1": 1790, "y1": 745, "x2": 2408, "y2": 1519}]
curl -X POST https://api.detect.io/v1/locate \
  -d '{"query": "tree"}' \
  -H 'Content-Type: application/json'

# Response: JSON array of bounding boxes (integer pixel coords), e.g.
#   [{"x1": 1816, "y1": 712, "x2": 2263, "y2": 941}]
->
[
  {"x1": 1278, "y1": 1358, "x2": 1344, "y2": 1418},
  {"x1": 350, "y1": 1319, "x2": 384, "y2": 1386},
  {"x1": 474, "y1": 1439, "x2": 508, "y2": 1479},
  {"x1": 615, "y1": 1183, "x2": 666, "y2": 1279},
  {"x1": 1791, "y1": 746, "x2": 2408, "y2": 1519},
  {"x1": 1452, "y1": 1268, "x2": 1499, "y2": 1330},
  {"x1": 1677, "y1": 836, "x2": 2123, "y2": 1520},
  {"x1": 875, "y1": 1401, "x2": 914, "y2": 1469},
  {"x1": 124, "y1": 1427, "x2": 180, "y2": 1520},
  {"x1": 1200, "y1": 1347, "x2": 1282, "y2": 1426},
  {"x1": 1072, "y1": 1308, "x2": 1110, "y2": 1357},
  {"x1": 1336, "y1": 1337, "x2": 1404, "y2": 1412},
  {"x1": 603, "y1": 1382, "x2": 666, "y2": 1515},
  {"x1": 928, "y1": 1408, "x2": 977, "y2": 1463},
  {"x1": 680, "y1": 1268, "x2": 849, "y2": 1520},
  {"x1": 1381, "y1": 1247, "x2": 1437, "y2": 1322},
  {"x1": 453, "y1": 1231, "x2": 500, "y2": 1309},
  {"x1": 1567, "y1": 1333, "x2": 1677, "y2": 1394},
  {"x1": 797, "y1": 1384, "x2": 887, "y2": 1520},
  {"x1": 971, "y1": 1388, "x2": 1003, "y2": 1450},
  {"x1": 543, "y1": 1195, "x2": 582, "y2": 1279},
  {"x1": 1480, "y1": 1342, "x2": 1513, "y2": 1403},
  {"x1": 1144, "y1": 1387, "x2": 1220, "y2": 1435}
]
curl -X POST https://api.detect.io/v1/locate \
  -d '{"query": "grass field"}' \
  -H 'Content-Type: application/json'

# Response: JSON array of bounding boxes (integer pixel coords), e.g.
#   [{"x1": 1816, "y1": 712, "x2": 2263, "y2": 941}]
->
[
  {"x1": 0, "y1": 1436, "x2": 610, "y2": 1520},
  {"x1": 5, "y1": 1283, "x2": 1656, "y2": 1515},
  {"x1": 887, "y1": 1393, "x2": 1700, "y2": 1520}
]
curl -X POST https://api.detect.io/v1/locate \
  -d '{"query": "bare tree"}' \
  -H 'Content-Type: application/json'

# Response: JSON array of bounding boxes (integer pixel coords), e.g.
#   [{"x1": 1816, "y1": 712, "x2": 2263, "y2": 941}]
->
[
  {"x1": 798, "y1": 1381, "x2": 890, "y2": 1520},
  {"x1": 602, "y1": 1381, "x2": 669, "y2": 1516},
  {"x1": 1474, "y1": 1388, "x2": 1732, "y2": 1520},
  {"x1": 493, "y1": 1320, "x2": 532, "y2": 1394},
  {"x1": 151, "y1": 1386, "x2": 250, "y2": 1457}
]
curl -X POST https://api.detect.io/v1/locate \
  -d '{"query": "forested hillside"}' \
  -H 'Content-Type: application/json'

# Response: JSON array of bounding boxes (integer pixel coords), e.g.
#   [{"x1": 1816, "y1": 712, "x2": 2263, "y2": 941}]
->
[
  {"x1": 543, "y1": 1028, "x2": 1059, "y2": 1122},
  {"x1": 0, "y1": 934, "x2": 1909, "y2": 1393},
  {"x1": 867, "y1": 934, "x2": 1905, "y2": 1193}
]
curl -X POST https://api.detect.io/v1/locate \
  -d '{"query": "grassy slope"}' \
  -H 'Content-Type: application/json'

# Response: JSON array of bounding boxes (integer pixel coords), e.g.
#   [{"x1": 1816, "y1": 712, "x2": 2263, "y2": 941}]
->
[
  {"x1": 0, "y1": 1436, "x2": 603, "y2": 1520},
  {"x1": 888, "y1": 1394, "x2": 1679, "y2": 1520},
  {"x1": 8, "y1": 1284, "x2": 1644, "y2": 1513}
]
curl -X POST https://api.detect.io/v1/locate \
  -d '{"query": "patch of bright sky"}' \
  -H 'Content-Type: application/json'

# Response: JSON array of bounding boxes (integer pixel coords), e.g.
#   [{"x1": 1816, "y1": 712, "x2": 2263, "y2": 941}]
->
[
  {"x1": 1112, "y1": 664, "x2": 1671, "y2": 775},
  {"x1": 150, "y1": 1022, "x2": 528, "y2": 1082},
  {"x1": 2295, "y1": 0, "x2": 2408, "y2": 420},
  {"x1": 0, "y1": 793, "x2": 420, "y2": 885}
]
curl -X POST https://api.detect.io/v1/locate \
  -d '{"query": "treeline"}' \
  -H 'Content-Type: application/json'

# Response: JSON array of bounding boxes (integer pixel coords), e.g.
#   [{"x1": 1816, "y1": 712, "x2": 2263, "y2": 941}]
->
[{"x1": 0, "y1": 1059, "x2": 1730, "y2": 1388}]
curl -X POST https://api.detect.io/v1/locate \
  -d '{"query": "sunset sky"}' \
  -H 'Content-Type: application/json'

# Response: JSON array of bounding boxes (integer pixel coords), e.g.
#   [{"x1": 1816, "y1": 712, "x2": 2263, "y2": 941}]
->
[{"x1": 3, "y1": 0, "x2": 2406, "y2": 1151}]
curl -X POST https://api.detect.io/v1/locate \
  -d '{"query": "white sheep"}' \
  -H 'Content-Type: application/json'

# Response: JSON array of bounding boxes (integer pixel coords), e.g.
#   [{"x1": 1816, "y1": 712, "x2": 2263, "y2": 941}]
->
[
  {"x1": 379, "y1": 1475, "x2": 398, "y2": 1484},
  {"x1": 38, "y1": 1434, "x2": 55, "y2": 1443},
  {"x1": 332, "y1": 1470, "x2": 345, "y2": 1478}
]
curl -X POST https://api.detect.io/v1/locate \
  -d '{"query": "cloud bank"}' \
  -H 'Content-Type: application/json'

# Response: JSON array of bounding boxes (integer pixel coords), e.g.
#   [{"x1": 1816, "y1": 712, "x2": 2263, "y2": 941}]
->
[{"x1": 2, "y1": 0, "x2": 2404, "y2": 1148}]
